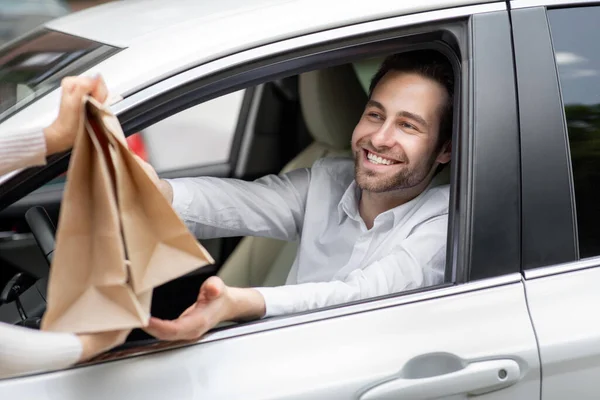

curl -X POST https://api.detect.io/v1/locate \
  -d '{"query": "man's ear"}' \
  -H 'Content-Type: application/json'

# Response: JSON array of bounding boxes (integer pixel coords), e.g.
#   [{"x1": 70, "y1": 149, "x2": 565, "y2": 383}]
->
[{"x1": 436, "y1": 140, "x2": 452, "y2": 164}]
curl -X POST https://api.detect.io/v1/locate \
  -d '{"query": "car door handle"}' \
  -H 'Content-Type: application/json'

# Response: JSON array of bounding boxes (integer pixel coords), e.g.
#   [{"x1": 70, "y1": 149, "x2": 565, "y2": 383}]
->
[{"x1": 359, "y1": 358, "x2": 521, "y2": 400}]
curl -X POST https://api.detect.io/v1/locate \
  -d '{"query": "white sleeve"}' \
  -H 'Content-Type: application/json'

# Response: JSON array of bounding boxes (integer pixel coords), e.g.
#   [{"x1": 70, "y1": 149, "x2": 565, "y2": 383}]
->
[
  {"x1": 0, "y1": 127, "x2": 47, "y2": 177},
  {"x1": 0, "y1": 323, "x2": 82, "y2": 379},
  {"x1": 255, "y1": 215, "x2": 448, "y2": 317},
  {"x1": 166, "y1": 167, "x2": 311, "y2": 241}
]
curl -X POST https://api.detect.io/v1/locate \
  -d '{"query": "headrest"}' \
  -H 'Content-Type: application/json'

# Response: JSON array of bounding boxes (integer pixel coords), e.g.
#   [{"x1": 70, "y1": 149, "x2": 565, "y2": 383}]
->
[
  {"x1": 352, "y1": 56, "x2": 385, "y2": 94},
  {"x1": 298, "y1": 63, "x2": 367, "y2": 150}
]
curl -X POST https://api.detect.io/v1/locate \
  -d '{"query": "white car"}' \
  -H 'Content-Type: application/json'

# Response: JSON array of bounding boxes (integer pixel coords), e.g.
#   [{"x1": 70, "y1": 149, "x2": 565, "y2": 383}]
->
[{"x1": 1, "y1": 0, "x2": 599, "y2": 398}]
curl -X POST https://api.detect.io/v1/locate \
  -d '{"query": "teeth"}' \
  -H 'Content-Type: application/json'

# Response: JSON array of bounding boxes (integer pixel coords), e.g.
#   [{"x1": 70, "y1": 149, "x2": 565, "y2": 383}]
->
[{"x1": 367, "y1": 152, "x2": 396, "y2": 165}]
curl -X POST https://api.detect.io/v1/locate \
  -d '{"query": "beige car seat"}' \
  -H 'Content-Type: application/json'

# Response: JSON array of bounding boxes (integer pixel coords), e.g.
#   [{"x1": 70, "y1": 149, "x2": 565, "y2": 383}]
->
[{"x1": 218, "y1": 63, "x2": 368, "y2": 288}]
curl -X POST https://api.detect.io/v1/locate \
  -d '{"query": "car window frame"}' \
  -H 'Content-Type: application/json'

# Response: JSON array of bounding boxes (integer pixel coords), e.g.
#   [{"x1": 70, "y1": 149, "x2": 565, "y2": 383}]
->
[
  {"x1": 0, "y1": 2, "x2": 521, "y2": 354},
  {"x1": 512, "y1": 3, "x2": 600, "y2": 275},
  {"x1": 511, "y1": 5, "x2": 579, "y2": 271},
  {"x1": 113, "y1": 20, "x2": 470, "y2": 292},
  {"x1": 517, "y1": 1, "x2": 600, "y2": 283}
]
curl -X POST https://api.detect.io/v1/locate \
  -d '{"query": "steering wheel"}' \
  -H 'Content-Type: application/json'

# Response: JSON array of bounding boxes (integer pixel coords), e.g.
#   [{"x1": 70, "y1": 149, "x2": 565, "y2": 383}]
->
[
  {"x1": 0, "y1": 207, "x2": 54, "y2": 327},
  {"x1": 24, "y1": 207, "x2": 56, "y2": 266}
]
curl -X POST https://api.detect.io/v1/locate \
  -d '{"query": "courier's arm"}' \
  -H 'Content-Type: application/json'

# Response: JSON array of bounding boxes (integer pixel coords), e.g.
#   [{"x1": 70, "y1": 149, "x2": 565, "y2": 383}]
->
[
  {"x1": 0, "y1": 75, "x2": 125, "y2": 379},
  {"x1": 0, "y1": 76, "x2": 108, "y2": 177}
]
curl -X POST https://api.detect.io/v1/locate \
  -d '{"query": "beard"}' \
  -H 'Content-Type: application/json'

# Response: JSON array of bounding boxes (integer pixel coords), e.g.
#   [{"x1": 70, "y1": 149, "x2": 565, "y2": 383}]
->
[{"x1": 353, "y1": 140, "x2": 438, "y2": 193}]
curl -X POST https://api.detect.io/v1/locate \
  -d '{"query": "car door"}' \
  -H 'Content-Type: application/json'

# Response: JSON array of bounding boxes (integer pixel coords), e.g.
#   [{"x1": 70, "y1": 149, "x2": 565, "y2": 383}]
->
[
  {"x1": 0, "y1": 3, "x2": 541, "y2": 399},
  {"x1": 511, "y1": 1, "x2": 600, "y2": 398}
]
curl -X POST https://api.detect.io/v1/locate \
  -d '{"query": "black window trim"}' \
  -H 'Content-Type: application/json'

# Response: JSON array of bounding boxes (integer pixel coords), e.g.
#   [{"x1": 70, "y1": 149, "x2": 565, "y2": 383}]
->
[{"x1": 510, "y1": 5, "x2": 579, "y2": 271}]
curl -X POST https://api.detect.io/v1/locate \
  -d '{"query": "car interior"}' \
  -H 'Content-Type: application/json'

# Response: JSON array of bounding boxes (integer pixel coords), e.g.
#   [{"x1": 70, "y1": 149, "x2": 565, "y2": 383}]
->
[{"x1": 0, "y1": 51, "x2": 451, "y2": 351}]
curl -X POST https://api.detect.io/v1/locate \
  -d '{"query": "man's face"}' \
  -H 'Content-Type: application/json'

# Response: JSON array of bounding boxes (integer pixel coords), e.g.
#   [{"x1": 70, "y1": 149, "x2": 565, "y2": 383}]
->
[{"x1": 352, "y1": 71, "x2": 451, "y2": 193}]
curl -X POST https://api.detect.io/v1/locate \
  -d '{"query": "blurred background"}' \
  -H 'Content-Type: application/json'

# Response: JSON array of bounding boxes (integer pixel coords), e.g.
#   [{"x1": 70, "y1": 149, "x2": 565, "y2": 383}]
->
[{"x1": 0, "y1": 1, "x2": 116, "y2": 49}]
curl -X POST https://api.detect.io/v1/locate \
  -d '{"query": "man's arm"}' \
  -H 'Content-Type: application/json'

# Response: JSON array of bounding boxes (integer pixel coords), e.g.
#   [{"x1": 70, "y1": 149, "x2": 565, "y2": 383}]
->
[
  {"x1": 144, "y1": 215, "x2": 447, "y2": 340},
  {"x1": 155, "y1": 168, "x2": 311, "y2": 241},
  {"x1": 254, "y1": 215, "x2": 448, "y2": 316}
]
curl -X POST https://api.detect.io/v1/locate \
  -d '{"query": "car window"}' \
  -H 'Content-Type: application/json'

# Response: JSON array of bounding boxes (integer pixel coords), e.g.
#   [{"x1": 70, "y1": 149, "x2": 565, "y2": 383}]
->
[
  {"x1": 549, "y1": 6, "x2": 600, "y2": 258},
  {"x1": 0, "y1": 29, "x2": 118, "y2": 123},
  {"x1": 142, "y1": 90, "x2": 245, "y2": 173}
]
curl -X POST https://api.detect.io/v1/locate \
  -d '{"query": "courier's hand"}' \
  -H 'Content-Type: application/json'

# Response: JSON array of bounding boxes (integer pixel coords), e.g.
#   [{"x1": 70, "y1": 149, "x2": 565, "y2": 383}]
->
[
  {"x1": 143, "y1": 277, "x2": 266, "y2": 341},
  {"x1": 44, "y1": 75, "x2": 109, "y2": 155},
  {"x1": 78, "y1": 329, "x2": 131, "y2": 362}
]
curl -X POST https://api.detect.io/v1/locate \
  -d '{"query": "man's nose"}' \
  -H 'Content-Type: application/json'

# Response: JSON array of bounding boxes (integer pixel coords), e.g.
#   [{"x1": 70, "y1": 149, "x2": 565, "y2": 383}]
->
[{"x1": 370, "y1": 123, "x2": 396, "y2": 149}]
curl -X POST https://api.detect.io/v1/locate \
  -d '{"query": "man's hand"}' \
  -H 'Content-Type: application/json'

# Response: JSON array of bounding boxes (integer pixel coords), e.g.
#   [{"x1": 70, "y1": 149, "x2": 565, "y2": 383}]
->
[
  {"x1": 44, "y1": 75, "x2": 108, "y2": 156},
  {"x1": 78, "y1": 329, "x2": 131, "y2": 362},
  {"x1": 133, "y1": 154, "x2": 174, "y2": 203},
  {"x1": 143, "y1": 276, "x2": 266, "y2": 341}
]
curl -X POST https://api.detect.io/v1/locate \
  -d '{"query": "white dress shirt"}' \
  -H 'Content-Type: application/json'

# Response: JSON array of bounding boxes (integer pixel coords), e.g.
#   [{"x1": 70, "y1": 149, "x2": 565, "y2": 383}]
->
[{"x1": 168, "y1": 157, "x2": 449, "y2": 317}]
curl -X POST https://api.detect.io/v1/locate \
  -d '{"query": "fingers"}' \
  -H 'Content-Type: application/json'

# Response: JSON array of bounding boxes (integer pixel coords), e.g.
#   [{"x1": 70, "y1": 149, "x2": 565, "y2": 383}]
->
[
  {"x1": 144, "y1": 315, "x2": 209, "y2": 341},
  {"x1": 143, "y1": 277, "x2": 228, "y2": 342},
  {"x1": 91, "y1": 75, "x2": 109, "y2": 103},
  {"x1": 179, "y1": 303, "x2": 198, "y2": 318},
  {"x1": 60, "y1": 74, "x2": 107, "y2": 105},
  {"x1": 199, "y1": 276, "x2": 225, "y2": 302},
  {"x1": 61, "y1": 76, "x2": 96, "y2": 98},
  {"x1": 133, "y1": 154, "x2": 160, "y2": 183}
]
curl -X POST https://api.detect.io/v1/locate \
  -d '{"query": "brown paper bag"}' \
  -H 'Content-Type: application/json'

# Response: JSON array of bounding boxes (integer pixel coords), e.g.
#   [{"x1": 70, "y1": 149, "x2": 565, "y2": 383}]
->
[{"x1": 41, "y1": 96, "x2": 214, "y2": 334}]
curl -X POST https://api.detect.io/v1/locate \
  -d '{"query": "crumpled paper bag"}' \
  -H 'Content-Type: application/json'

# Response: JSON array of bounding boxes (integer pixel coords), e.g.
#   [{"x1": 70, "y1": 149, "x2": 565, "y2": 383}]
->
[{"x1": 41, "y1": 96, "x2": 214, "y2": 333}]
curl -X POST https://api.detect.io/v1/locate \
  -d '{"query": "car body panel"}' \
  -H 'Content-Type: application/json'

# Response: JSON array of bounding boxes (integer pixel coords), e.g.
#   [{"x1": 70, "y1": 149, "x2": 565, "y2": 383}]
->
[
  {"x1": 0, "y1": 278, "x2": 539, "y2": 399},
  {"x1": 47, "y1": 0, "x2": 494, "y2": 47},
  {"x1": 525, "y1": 265, "x2": 600, "y2": 399}
]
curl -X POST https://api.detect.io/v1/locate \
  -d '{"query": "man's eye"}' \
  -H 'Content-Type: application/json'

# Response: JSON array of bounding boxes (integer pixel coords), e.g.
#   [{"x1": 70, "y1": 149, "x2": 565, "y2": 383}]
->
[
  {"x1": 367, "y1": 112, "x2": 383, "y2": 120},
  {"x1": 400, "y1": 121, "x2": 417, "y2": 130}
]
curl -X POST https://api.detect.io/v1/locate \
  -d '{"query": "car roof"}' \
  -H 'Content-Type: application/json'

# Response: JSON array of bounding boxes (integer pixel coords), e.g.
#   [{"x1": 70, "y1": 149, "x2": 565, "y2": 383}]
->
[
  {"x1": 47, "y1": 0, "x2": 489, "y2": 47},
  {"x1": 0, "y1": 0, "x2": 494, "y2": 136},
  {"x1": 44, "y1": 0, "x2": 493, "y2": 94}
]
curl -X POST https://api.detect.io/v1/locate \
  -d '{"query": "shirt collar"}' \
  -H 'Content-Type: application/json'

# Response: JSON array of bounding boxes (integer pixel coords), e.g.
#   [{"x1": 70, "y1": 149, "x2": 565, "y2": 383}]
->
[
  {"x1": 337, "y1": 179, "x2": 436, "y2": 226},
  {"x1": 337, "y1": 180, "x2": 361, "y2": 224}
]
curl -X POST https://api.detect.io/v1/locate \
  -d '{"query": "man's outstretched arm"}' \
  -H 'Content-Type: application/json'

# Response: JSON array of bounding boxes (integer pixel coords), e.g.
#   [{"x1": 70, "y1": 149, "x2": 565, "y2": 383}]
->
[
  {"x1": 149, "y1": 168, "x2": 311, "y2": 242},
  {"x1": 144, "y1": 216, "x2": 447, "y2": 341}
]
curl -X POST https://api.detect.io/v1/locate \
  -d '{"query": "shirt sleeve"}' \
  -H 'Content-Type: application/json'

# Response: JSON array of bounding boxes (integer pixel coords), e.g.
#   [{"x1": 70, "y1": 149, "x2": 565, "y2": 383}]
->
[
  {"x1": 255, "y1": 215, "x2": 448, "y2": 317},
  {"x1": 0, "y1": 323, "x2": 82, "y2": 379},
  {"x1": 165, "y1": 167, "x2": 311, "y2": 241},
  {"x1": 0, "y1": 127, "x2": 47, "y2": 177}
]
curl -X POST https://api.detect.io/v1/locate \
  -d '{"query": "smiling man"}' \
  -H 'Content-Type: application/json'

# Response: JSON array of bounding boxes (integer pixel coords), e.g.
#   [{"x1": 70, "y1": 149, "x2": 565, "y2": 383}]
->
[{"x1": 144, "y1": 50, "x2": 454, "y2": 340}]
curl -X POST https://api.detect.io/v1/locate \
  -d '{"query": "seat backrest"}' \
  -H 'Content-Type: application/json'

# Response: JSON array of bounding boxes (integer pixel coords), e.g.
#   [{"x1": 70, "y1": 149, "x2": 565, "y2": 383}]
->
[{"x1": 218, "y1": 64, "x2": 367, "y2": 288}]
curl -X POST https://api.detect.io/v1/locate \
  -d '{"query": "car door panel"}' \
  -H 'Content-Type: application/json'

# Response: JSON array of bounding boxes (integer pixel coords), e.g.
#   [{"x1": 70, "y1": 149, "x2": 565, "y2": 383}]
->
[
  {"x1": 513, "y1": 3, "x2": 600, "y2": 398},
  {"x1": 525, "y1": 265, "x2": 600, "y2": 399},
  {"x1": 0, "y1": 278, "x2": 540, "y2": 399}
]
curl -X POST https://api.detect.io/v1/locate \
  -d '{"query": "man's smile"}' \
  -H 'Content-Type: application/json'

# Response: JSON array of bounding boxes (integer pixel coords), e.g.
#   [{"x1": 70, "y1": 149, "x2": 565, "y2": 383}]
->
[{"x1": 362, "y1": 149, "x2": 402, "y2": 167}]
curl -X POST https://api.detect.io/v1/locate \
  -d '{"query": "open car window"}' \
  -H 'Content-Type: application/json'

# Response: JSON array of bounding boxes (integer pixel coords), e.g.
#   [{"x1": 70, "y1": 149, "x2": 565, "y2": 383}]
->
[{"x1": 0, "y1": 29, "x2": 119, "y2": 123}]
